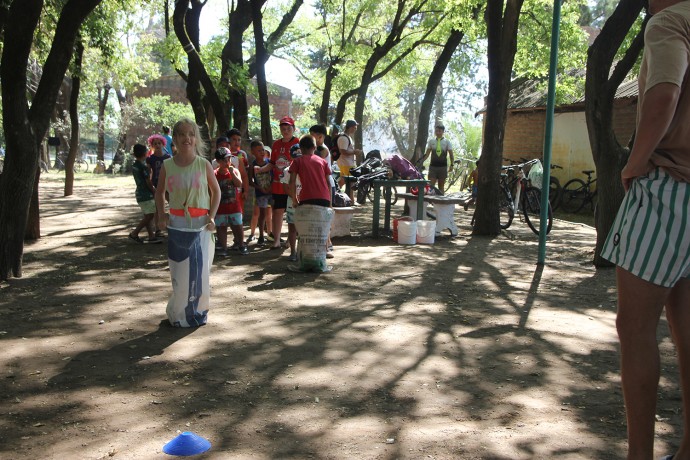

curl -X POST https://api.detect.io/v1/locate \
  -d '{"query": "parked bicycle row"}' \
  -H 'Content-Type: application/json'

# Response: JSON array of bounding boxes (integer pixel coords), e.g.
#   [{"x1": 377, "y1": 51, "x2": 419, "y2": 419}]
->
[{"x1": 502, "y1": 157, "x2": 597, "y2": 215}]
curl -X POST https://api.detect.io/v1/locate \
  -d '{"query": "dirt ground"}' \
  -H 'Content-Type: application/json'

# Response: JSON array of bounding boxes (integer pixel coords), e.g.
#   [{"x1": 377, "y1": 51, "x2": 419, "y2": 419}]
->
[{"x1": 0, "y1": 177, "x2": 684, "y2": 459}]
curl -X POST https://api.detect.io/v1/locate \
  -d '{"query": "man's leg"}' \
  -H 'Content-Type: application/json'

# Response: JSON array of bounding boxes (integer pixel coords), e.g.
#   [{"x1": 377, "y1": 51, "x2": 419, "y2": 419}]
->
[
  {"x1": 616, "y1": 267, "x2": 669, "y2": 460},
  {"x1": 664, "y1": 277, "x2": 690, "y2": 459},
  {"x1": 428, "y1": 169, "x2": 437, "y2": 191}
]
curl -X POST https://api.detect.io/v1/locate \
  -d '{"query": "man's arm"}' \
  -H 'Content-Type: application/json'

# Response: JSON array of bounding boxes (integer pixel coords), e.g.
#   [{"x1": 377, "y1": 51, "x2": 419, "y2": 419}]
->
[
  {"x1": 288, "y1": 171, "x2": 298, "y2": 205},
  {"x1": 421, "y1": 147, "x2": 432, "y2": 163},
  {"x1": 622, "y1": 82, "x2": 681, "y2": 191}
]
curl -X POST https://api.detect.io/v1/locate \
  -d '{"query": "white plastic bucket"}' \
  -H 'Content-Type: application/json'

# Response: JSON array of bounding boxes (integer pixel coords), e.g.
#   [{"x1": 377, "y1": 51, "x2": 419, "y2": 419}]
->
[
  {"x1": 393, "y1": 216, "x2": 414, "y2": 242},
  {"x1": 416, "y1": 220, "x2": 436, "y2": 244},
  {"x1": 397, "y1": 220, "x2": 417, "y2": 245}
]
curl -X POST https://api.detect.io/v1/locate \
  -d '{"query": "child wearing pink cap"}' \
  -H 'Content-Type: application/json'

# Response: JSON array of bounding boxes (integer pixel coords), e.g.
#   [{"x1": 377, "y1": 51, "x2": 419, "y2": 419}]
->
[{"x1": 147, "y1": 134, "x2": 171, "y2": 236}]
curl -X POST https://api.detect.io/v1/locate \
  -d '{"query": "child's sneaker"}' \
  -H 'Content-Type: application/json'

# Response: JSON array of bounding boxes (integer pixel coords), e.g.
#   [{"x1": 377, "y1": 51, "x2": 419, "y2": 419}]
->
[
  {"x1": 287, "y1": 252, "x2": 298, "y2": 262},
  {"x1": 217, "y1": 249, "x2": 228, "y2": 258},
  {"x1": 245, "y1": 235, "x2": 255, "y2": 243},
  {"x1": 239, "y1": 245, "x2": 249, "y2": 256},
  {"x1": 144, "y1": 237, "x2": 163, "y2": 244},
  {"x1": 257, "y1": 236, "x2": 265, "y2": 245}
]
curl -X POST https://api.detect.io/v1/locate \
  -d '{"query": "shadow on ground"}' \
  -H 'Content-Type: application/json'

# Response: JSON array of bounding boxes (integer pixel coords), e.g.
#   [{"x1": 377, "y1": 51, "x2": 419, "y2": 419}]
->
[{"x1": 0, "y1": 181, "x2": 682, "y2": 459}]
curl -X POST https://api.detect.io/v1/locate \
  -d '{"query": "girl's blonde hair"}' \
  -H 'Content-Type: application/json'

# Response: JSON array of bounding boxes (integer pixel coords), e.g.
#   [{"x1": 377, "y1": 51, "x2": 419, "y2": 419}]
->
[{"x1": 172, "y1": 118, "x2": 208, "y2": 157}]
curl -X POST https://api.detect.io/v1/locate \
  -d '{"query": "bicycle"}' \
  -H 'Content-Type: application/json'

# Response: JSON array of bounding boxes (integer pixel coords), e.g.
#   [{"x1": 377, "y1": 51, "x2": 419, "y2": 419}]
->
[
  {"x1": 488, "y1": 159, "x2": 553, "y2": 235},
  {"x1": 447, "y1": 157, "x2": 476, "y2": 190},
  {"x1": 560, "y1": 170, "x2": 597, "y2": 214},
  {"x1": 548, "y1": 163, "x2": 563, "y2": 211},
  {"x1": 366, "y1": 183, "x2": 398, "y2": 205},
  {"x1": 40, "y1": 152, "x2": 89, "y2": 173}
]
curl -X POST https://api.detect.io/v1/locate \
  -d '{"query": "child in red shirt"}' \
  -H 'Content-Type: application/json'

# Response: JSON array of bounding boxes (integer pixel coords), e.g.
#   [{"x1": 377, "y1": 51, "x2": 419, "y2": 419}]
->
[{"x1": 214, "y1": 148, "x2": 246, "y2": 256}]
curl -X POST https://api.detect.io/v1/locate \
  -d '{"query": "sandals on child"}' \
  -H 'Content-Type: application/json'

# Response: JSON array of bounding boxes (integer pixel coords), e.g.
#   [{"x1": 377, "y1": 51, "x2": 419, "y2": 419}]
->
[{"x1": 129, "y1": 233, "x2": 144, "y2": 244}]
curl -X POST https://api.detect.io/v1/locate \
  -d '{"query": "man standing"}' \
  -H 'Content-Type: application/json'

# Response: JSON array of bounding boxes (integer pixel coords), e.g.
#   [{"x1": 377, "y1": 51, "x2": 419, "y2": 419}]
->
[
  {"x1": 336, "y1": 119, "x2": 362, "y2": 202},
  {"x1": 601, "y1": 1, "x2": 690, "y2": 459},
  {"x1": 422, "y1": 124, "x2": 454, "y2": 194}
]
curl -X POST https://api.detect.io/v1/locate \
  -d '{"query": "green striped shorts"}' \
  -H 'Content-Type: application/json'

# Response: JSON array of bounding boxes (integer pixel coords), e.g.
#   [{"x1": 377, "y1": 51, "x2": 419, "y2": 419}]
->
[{"x1": 602, "y1": 168, "x2": 690, "y2": 287}]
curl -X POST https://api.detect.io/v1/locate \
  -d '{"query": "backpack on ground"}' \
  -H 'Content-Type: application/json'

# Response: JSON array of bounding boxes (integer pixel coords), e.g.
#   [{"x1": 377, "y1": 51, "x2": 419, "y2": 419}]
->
[
  {"x1": 330, "y1": 134, "x2": 350, "y2": 163},
  {"x1": 386, "y1": 153, "x2": 424, "y2": 180}
]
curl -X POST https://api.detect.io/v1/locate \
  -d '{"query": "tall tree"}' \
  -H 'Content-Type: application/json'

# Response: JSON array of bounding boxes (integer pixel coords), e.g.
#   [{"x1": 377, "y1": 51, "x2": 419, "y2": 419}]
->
[
  {"x1": 251, "y1": 0, "x2": 273, "y2": 144},
  {"x1": 413, "y1": 28, "x2": 466, "y2": 164},
  {"x1": 585, "y1": 0, "x2": 646, "y2": 266},
  {"x1": 473, "y1": 0, "x2": 524, "y2": 236},
  {"x1": 173, "y1": 0, "x2": 221, "y2": 148},
  {"x1": 0, "y1": 0, "x2": 103, "y2": 280},
  {"x1": 64, "y1": 37, "x2": 85, "y2": 197}
]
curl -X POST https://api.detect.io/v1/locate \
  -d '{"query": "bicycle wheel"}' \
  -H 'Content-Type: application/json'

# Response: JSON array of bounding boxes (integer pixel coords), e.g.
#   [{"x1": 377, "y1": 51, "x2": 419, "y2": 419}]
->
[
  {"x1": 385, "y1": 186, "x2": 398, "y2": 205},
  {"x1": 499, "y1": 185, "x2": 514, "y2": 229},
  {"x1": 522, "y1": 187, "x2": 552, "y2": 235},
  {"x1": 74, "y1": 159, "x2": 88, "y2": 173},
  {"x1": 445, "y1": 162, "x2": 463, "y2": 188},
  {"x1": 549, "y1": 176, "x2": 561, "y2": 211},
  {"x1": 560, "y1": 178, "x2": 587, "y2": 214}
]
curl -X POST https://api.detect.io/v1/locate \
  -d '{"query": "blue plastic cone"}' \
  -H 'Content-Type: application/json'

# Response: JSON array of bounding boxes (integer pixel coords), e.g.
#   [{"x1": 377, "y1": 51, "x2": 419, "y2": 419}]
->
[{"x1": 162, "y1": 431, "x2": 211, "y2": 456}]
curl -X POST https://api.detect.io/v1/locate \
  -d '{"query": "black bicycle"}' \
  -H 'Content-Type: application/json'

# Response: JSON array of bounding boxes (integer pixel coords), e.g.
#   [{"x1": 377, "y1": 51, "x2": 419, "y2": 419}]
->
[
  {"x1": 560, "y1": 170, "x2": 597, "y2": 214},
  {"x1": 548, "y1": 163, "x2": 563, "y2": 210},
  {"x1": 472, "y1": 159, "x2": 552, "y2": 235},
  {"x1": 501, "y1": 159, "x2": 553, "y2": 235},
  {"x1": 40, "y1": 152, "x2": 89, "y2": 173}
]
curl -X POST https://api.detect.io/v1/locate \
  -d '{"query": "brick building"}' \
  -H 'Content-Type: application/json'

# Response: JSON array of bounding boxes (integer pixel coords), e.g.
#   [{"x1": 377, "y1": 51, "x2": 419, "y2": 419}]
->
[
  {"x1": 129, "y1": 74, "x2": 294, "y2": 144},
  {"x1": 478, "y1": 77, "x2": 638, "y2": 184}
]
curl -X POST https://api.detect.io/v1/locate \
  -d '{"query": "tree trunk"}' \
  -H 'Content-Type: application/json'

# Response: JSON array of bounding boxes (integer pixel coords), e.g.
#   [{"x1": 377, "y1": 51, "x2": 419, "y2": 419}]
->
[
  {"x1": 64, "y1": 38, "x2": 84, "y2": 196},
  {"x1": 173, "y1": 0, "x2": 212, "y2": 152},
  {"x1": 114, "y1": 88, "x2": 129, "y2": 160},
  {"x1": 0, "y1": 0, "x2": 103, "y2": 281},
  {"x1": 473, "y1": 0, "x2": 524, "y2": 236},
  {"x1": 585, "y1": 0, "x2": 646, "y2": 266},
  {"x1": 25, "y1": 168, "x2": 41, "y2": 240},
  {"x1": 173, "y1": 0, "x2": 226, "y2": 139},
  {"x1": 349, "y1": 0, "x2": 436, "y2": 149},
  {"x1": 221, "y1": 1, "x2": 252, "y2": 136},
  {"x1": 319, "y1": 62, "x2": 339, "y2": 125},
  {"x1": 250, "y1": 0, "x2": 273, "y2": 145},
  {"x1": 96, "y1": 82, "x2": 110, "y2": 163},
  {"x1": 413, "y1": 28, "x2": 465, "y2": 165}
]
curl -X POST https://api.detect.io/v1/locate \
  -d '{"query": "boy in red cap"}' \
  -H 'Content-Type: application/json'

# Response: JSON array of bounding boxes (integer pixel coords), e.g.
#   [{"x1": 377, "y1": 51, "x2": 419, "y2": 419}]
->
[{"x1": 256, "y1": 116, "x2": 299, "y2": 250}]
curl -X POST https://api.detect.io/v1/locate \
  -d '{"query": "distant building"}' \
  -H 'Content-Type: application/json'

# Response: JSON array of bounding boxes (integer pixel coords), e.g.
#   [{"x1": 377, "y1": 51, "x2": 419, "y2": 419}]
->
[
  {"x1": 128, "y1": 74, "x2": 294, "y2": 143},
  {"x1": 476, "y1": 76, "x2": 637, "y2": 184}
]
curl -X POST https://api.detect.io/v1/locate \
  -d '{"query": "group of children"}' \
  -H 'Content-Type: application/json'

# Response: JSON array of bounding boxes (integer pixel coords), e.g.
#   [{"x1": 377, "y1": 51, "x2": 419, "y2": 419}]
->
[
  {"x1": 129, "y1": 117, "x2": 338, "y2": 264},
  {"x1": 129, "y1": 132, "x2": 172, "y2": 243}
]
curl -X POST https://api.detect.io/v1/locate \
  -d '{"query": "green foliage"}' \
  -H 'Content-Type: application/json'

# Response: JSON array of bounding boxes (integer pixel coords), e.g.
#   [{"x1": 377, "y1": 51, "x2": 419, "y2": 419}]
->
[{"x1": 127, "y1": 94, "x2": 194, "y2": 143}]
